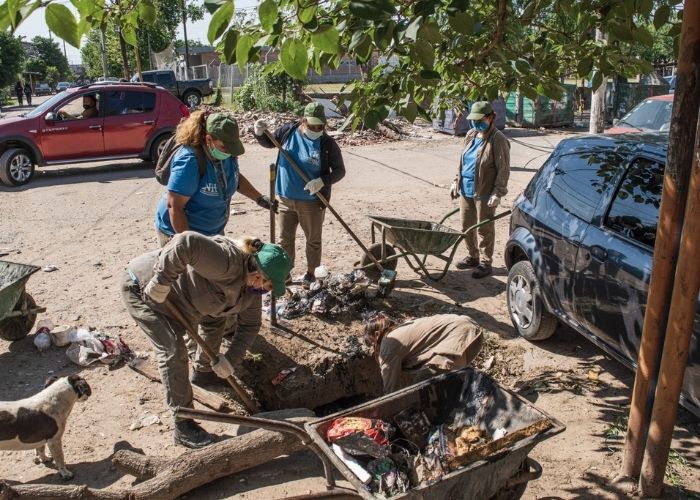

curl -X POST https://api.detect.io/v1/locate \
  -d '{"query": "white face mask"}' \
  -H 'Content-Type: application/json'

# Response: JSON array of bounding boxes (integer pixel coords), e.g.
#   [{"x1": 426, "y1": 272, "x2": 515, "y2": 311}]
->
[{"x1": 303, "y1": 128, "x2": 323, "y2": 140}]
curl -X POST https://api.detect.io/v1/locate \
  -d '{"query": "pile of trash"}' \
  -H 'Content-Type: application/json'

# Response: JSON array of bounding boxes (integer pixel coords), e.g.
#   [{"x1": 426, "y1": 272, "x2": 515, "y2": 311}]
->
[
  {"x1": 266, "y1": 268, "x2": 377, "y2": 320},
  {"x1": 31, "y1": 319, "x2": 134, "y2": 367},
  {"x1": 325, "y1": 411, "x2": 508, "y2": 496}
]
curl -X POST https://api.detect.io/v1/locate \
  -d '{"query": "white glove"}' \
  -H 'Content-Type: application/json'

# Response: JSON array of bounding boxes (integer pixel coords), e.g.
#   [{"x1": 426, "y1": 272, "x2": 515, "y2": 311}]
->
[
  {"x1": 487, "y1": 195, "x2": 500, "y2": 208},
  {"x1": 450, "y1": 177, "x2": 460, "y2": 200},
  {"x1": 211, "y1": 354, "x2": 234, "y2": 379},
  {"x1": 143, "y1": 279, "x2": 170, "y2": 304},
  {"x1": 254, "y1": 119, "x2": 268, "y2": 137},
  {"x1": 304, "y1": 177, "x2": 324, "y2": 195}
]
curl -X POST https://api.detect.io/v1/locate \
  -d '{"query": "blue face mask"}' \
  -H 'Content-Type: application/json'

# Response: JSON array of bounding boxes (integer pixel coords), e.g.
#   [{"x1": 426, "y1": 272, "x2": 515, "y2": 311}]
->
[
  {"x1": 246, "y1": 286, "x2": 268, "y2": 295},
  {"x1": 474, "y1": 120, "x2": 490, "y2": 132}
]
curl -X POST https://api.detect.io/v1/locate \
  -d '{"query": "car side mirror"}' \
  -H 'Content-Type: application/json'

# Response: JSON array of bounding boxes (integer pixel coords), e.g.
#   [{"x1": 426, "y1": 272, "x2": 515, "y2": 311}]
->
[
  {"x1": 613, "y1": 118, "x2": 619, "y2": 126},
  {"x1": 45, "y1": 112, "x2": 57, "y2": 122}
]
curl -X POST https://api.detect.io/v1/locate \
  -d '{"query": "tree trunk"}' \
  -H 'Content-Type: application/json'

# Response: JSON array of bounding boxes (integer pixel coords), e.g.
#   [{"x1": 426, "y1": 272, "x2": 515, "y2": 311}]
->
[
  {"x1": 118, "y1": 29, "x2": 130, "y2": 80},
  {"x1": 2, "y1": 418, "x2": 313, "y2": 500},
  {"x1": 588, "y1": 28, "x2": 607, "y2": 134}
]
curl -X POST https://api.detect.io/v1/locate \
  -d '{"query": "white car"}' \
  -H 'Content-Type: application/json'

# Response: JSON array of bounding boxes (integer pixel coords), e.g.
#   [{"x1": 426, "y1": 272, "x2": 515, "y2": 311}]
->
[{"x1": 56, "y1": 82, "x2": 72, "y2": 92}]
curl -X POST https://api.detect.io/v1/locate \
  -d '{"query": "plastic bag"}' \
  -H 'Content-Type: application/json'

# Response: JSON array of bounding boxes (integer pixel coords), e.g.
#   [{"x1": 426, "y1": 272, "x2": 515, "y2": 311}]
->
[{"x1": 326, "y1": 417, "x2": 395, "y2": 447}]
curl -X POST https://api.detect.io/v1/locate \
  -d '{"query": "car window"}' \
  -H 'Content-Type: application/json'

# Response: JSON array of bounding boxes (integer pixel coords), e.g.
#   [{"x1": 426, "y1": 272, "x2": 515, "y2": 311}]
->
[
  {"x1": 106, "y1": 91, "x2": 156, "y2": 116},
  {"x1": 605, "y1": 157, "x2": 663, "y2": 248},
  {"x1": 142, "y1": 73, "x2": 156, "y2": 83},
  {"x1": 619, "y1": 99, "x2": 672, "y2": 131},
  {"x1": 156, "y1": 73, "x2": 174, "y2": 86},
  {"x1": 547, "y1": 151, "x2": 622, "y2": 222},
  {"x1": 54, "y1": 93, "x2": 100, "y2": 121}
]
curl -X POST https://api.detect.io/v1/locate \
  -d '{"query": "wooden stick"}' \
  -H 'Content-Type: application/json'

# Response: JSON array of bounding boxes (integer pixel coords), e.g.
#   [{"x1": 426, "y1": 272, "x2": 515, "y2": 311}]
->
[
  {"x1": 128, "y1": 358, "x2": 230, "y2": 412},
  {"x1": 269, "y1": 162, "x2": 278, "y2": 325}
]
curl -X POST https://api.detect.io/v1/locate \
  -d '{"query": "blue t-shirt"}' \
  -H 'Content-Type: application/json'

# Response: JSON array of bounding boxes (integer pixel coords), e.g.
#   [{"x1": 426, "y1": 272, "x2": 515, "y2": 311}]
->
[
  {"x1": 277, "y1": 128, "x2": 322, "y2": 201},
  {"x1": 460, "y1": 137, "x2": 483, "y2": 198},
  {"x1": 154, "y1": 146, "x2": 239, "y2": 236}
]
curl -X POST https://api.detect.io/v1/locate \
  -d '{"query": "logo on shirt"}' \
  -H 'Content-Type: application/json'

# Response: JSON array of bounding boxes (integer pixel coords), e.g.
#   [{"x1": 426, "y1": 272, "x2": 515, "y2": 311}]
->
[
  {"x1": 308, "y1": 150, "x2": 320, "y2": 167},
  {"x1": 200, "y1": 182, "x2": 219, "y2": 196}
]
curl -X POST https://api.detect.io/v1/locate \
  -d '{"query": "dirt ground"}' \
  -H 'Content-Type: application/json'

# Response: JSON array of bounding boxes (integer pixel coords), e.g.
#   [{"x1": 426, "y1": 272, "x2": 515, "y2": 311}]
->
[{"x1": 0, "y1": 124, "x2": 698, "y2": 499}]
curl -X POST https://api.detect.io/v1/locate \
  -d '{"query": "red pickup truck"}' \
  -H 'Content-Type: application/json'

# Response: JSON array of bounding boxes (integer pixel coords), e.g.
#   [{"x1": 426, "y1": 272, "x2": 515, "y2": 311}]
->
[{"x1": 0, "y1": 81, "x2": 189, "y2": 186}]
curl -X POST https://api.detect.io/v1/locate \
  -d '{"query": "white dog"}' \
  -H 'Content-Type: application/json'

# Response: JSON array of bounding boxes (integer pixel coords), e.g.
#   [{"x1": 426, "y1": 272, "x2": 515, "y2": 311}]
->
[{"x1": 0, "y1": 374, "x2": 91, "y2": 480}]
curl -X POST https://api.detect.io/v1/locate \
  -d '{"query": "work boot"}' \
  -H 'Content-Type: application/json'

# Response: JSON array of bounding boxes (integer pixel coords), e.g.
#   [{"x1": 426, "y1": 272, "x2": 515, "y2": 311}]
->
[
  {"x1": 472, "y1": 264, "x2": 492, "y2": 279},
  {"x1": 302, "y1": 272, "x2": 316, "y2": 290},
  {"x1": 455, "y1": 256, "x2": 479, "y2": 270},
  {"x1": 173, "y1": 419, "x2": 215, "y2": 449},
  {"x1": 190, "y1": 369, "x2": 222, "y2": 387}
]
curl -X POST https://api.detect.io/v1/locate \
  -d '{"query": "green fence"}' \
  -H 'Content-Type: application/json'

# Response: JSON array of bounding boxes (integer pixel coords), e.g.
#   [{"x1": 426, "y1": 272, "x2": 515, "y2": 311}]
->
[{"x1": 505, "y1": 85, "x2": 575, "y2": 128}]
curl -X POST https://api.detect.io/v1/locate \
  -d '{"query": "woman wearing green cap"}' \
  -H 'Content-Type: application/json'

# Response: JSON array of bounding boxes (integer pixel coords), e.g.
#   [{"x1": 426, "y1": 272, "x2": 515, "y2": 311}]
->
[
  {"x1": 450, "y1": 101, "x2": 510, "y2": 278},
  {"x1": 253, "y1": 102, "x2": 346, "y2": 288},
  {"x1": 121, "y1": 231, "x2": 292, "y2": 448},
  {"x1": 154, "y1": 110, "x2": 276, "y2": 247}
]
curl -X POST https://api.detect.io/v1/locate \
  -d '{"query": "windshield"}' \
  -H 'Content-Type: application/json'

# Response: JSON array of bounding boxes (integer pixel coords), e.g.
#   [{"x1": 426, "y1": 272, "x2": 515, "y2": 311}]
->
[
  {"x1": 25, "y1": 91, "x2": 69, "y2": 118},
  {"x1": 619, "y1": 99, "x2": 673, "y2": 131}
]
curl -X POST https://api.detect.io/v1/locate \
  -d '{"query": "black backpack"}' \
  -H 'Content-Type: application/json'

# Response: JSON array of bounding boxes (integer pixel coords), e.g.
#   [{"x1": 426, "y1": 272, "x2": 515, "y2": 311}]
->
[{"x1": 154, "y1": 135, "x2": 207, "y2": 185}]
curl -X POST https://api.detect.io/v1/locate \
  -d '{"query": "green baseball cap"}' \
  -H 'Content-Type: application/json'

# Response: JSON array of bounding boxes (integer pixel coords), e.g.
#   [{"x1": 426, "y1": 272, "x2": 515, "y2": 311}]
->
[
  {"x1": 304, "y1": 102, "x2": 327, "y2": 125},
  {"x1": 466, "y1": 101, "x2": 494, "y2": 120},
  {"x1": 206, "y1": 113, "x2": 245, "y2": 156},
  {"x1": 254, "y1": 243, "x2": 293, "y2": 296}
]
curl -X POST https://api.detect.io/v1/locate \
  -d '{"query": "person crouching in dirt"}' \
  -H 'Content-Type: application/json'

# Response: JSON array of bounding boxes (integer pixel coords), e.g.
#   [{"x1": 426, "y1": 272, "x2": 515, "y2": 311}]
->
[
  {"x1": 121, "y1": 232, "x2": 292, "y2": 448},
  {"x1": 364, "y1": 313, "x2": 484, "y2": 394},
  {"x1": 253, "y1": 103, "x2": 346, "y2": 289},
  {"x1": 154, "y1": 111, "x2": 276, "y2": 248}
]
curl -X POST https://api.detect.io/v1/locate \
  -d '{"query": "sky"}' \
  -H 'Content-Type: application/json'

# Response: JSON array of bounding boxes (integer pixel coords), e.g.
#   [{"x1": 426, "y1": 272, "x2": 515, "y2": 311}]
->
[{"x1": 15, "y1": 0, "x2": 258, "y2": 66}]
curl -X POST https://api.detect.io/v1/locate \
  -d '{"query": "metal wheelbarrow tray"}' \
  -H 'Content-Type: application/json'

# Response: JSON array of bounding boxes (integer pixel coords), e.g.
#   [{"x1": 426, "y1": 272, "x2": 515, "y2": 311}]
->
[
  {"x1": 305, "y1": 368, "x2": 565, "y2": 499},
  {"x1": 0, "y1": 260, "x2": 45, "y2": 341},
  {"x1": 363, "y1": 209, "x2": 511, "y2": 281}
]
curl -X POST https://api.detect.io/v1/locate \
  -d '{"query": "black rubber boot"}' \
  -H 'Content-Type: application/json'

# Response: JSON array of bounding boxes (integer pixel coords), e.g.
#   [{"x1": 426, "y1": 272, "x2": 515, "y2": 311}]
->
[
  {"x1": 455, "y1": 256, "x2": 479, "y2": 270},
  {"x1": 173, "y1": 419, "x2": 215, "y2": 449},
  {"x1": 471, "y1": 264, "x2": 492, "y2": 279}
]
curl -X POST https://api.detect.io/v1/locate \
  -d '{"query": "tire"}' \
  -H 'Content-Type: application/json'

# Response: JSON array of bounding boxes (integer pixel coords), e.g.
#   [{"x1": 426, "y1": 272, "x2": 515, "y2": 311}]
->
[
  {"x1": 0, "y1": 148, "x2": 35, "y2": 187},
  {"x1": 0, "y1": 292, "x2": 38, "y2": 341},
  {"x1": 359, "y1": 243, "x2": 397, "y2": 281},
  {"x1": 506, "y1": 260, "x2": 558, "y2": 341},
  {"x1": 183, "y1": 91, "x2": 201, "y2": 108},
  {"x1": 149, "y1": 133, "x2": 171, "y2": 162}
]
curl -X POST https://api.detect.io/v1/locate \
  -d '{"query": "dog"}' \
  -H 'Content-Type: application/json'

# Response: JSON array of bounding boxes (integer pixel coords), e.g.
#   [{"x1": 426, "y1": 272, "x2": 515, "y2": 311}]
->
[{"x1": 0, "y1": 375, "x2": 91, "y2": 480}]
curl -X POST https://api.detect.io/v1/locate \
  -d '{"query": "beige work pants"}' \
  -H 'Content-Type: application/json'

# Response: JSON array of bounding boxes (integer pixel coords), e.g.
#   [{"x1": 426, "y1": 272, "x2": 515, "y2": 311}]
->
[
  {"x1": 278, "y1": 198, "x2": 326, "y2": 271},
  {"x1": 460, "y1": 196, "x2": 497, "y2": 266}
]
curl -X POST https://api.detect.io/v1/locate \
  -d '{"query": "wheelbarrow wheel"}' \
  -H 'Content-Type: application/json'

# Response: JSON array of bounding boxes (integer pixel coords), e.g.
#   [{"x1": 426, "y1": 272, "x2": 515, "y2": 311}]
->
[
  {"x1": 360, "y1": 243, "x2": 397, "y2": 281},
  {"x1": 0, "y1": 292, "x2": 38, "y2": 341}
]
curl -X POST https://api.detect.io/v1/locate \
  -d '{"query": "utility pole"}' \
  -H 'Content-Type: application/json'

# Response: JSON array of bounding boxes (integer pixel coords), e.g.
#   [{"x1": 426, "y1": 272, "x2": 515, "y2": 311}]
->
[
  {"x1": 180, "y1": 0, "x2": 190, "y2": 78},
  {"x1": 588, "y1": 28, "x2": 607, "y2": 134},
  {"x1": 62, "y1": 39, "x2": 67, "y2": 59}
]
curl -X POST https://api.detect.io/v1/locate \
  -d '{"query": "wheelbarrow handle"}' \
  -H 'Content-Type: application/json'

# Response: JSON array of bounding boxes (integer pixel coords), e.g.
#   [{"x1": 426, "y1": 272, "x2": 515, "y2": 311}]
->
[{"x1": 164, "y1": 300, "x2": 260, "y2": 413}]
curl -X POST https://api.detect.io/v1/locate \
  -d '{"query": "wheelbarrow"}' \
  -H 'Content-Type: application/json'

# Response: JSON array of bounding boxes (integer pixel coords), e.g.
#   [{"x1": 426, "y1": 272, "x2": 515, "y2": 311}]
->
[
  {"x1": 0, "y1": 260, "x2": 46, "y2": 341},
  {"x1": 358, "y1": 208, "x2": 511, "y2": 281},
  {"x1": 175, "y1": 367, "x2": 564, "y2": 499}
]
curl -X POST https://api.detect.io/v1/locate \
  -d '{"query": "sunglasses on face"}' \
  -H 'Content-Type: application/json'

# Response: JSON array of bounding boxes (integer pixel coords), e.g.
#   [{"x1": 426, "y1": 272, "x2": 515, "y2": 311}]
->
[{"x1": 306, "y1": 123, "x2": 324, "y2": 132}]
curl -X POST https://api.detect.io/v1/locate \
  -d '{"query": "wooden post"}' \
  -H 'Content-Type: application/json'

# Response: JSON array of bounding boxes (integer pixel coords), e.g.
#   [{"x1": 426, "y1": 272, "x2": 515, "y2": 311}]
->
[
  {"x1": 620, "y1": 0, "x2": 700, "y2": 481},
  {"x1": 269, "y1": 162, "x2": 278, "y2": 325}
]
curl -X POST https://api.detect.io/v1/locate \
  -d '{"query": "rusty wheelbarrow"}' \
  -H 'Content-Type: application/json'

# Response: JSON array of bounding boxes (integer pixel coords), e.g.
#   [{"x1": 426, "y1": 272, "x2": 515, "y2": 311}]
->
[{"x1": 0, "y1": 260, "x2": 46, "y2": 341}]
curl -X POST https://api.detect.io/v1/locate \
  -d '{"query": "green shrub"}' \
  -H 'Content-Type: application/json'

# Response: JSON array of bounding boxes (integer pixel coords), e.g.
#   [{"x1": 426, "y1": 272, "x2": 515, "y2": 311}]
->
[{"x1": 232, "y1": 64, "x2": 304, "y2": 113}]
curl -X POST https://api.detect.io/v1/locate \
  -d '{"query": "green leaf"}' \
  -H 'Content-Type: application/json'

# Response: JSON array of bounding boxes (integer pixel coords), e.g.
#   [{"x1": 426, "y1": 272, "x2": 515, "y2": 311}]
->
[
  {"x1": 417, "y1": 69, "x2": 441, "y2": 86},
  {"x1": 203, "y1": 0, "x2": 227, "y2": 15},
  {"x1": 354, "y1": 34, "x2": 372, "y2": 62},
  {"x1": 138, "y1": 1, "x2": 156, "y2": 24},
  {"x1": 653, "y1": 5, "x2": 670, "y2": 30},
  {"x1": 280, "y1": 38, "x2": 309, "y2": 80},
  {"x1": 222, "y1": 28, "x2": 238, "y2": 64},
  {"x1": 638, "y1": 0, "x2": 653, "y2": 17},
  {"x1": 402, "y1": 101, "x2": 417, "y2": 122},
  {"x1": 298, "y1": 3, "x2": 316, "y2": 24},
  {"x1": 311, "y1": 25, "x2": 339, "y2": 54},
  {"x1": 418, "y1": 20, "x2": 441, "y2": 44},
  {"x1": 577, "y1": 57, "x2": 593, "y2": 76},
  {"x1": 121, "y1": 24, "x2": 138, "y2": 46},
  {"x1": 405, "y1": 16, "x2": 422, "y2": 41},
  {"x1": 633, "y1": 26, "x2": 653, "y2": 46},
  {"x1": 7, "y1": 0, "x2": 20, "y2": 28},
  {"x1": 514, "y1": 59, "x2": 530, "y2": 74},
  {"x1": 259, "y1": 0, "x2": 277, "y2": 33},
  {"x1": 447, "y1": 12, "x2": 473, "y2": 35},
  {"x1": 45, "y1": 3, "x2": 81, "y2": 48},
  {"x1": 364, "y1": 109, "x2": 381, "y2": 129},
  {"x1": 349, "y1": 0, "x2": 393, "y2": 20},
  {"x1": 236, "y1": 34, "x2": 255, "y2": 72},
  {"x1": 208, "y1": 2, "x2": 233, "y2": 44},
  {"x1": 349, "y1": 30, "x2": 368, "y2": 51},
  {"x1": 414, "y1": 40, "x2": 434, "y2": 68}
]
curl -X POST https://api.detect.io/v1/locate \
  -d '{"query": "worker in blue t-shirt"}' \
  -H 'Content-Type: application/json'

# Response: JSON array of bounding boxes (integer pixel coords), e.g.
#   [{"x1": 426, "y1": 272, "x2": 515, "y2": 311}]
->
[
  {"x1": 154, "y1": 111, "x2": 276, "y2": 247},
  {"x1": 254, "y1": 103, "x2": 346, "y2": 288}
]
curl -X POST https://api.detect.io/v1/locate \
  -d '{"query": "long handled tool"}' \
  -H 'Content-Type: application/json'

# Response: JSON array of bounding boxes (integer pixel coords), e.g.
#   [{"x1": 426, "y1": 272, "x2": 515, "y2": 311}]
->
[
  {"x1": 268, "y1": 162, "x2": 278, "y2": 325},
  {"x1": 263, "y1": 129, "x2": 397, "y2": 296},
  {"x1": 164, "y1": 300, "x2": 260, "y2": 413}
]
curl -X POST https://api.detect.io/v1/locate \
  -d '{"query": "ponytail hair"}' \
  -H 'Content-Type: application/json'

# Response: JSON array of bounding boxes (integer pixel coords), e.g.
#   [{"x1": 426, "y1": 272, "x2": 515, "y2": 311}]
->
[
  {"x1": 232, "y1": 236, "x2": 265, "y2": 272},
  {"x1": 364, "y1": 312, "x2": 398, "y2": 358},
  {"x1": 175, "y1": 109, "x2": 211, "y2": 147}
]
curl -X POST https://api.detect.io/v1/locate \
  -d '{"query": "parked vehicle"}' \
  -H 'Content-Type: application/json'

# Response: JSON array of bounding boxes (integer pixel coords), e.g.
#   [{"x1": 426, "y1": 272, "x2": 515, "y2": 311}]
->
[
  {"x1": 132, "y1": 69, "x2": 213, "y2": 108},
  {"x1": 606, "y1": 94, "x2": 673, "y2": 134},
  {"x1": 0, "y1": 82, "x2": 189, "y2": 187},
  {"x1": 55, "y1": 81, "x2": 73, "y2": 92},
  {"x1": 34, "y1": 83, "x2": 52, "y2": 96},
  {"x1": 505, "y1": 133, "x2": 699, "y2": 417}
]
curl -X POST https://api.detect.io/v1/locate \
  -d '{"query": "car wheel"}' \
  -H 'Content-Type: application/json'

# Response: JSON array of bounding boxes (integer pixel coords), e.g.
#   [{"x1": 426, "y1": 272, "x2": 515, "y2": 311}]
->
[
  {"x1": 0, "y1": 148, "x2": 35, "y2": 187},
  {"x1": 0, "y1": 292, "x2": 37, "y2": 341},
  {"x1": 150, "y1": 134, "x2": 171, "y2": 162},
  {"x1": 183, "y1": 91, "x2": 201, "y2": 108},
  {"x1": 506, "y1": 260, "x2": 558, "y2": 340}
]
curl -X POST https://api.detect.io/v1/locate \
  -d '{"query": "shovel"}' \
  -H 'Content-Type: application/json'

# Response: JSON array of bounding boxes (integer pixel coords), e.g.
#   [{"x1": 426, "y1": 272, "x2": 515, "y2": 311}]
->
[
  {"x1": 263, "y1": 128, "x2": 397, "y2": 296},
  {"x1": 163, "y1": 300, "x2": 260, "y2": 413}
]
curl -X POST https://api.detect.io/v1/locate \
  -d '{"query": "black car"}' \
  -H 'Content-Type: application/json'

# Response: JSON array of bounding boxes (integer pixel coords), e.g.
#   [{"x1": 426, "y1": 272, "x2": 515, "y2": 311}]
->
[{"x1": 504, "y1": 132, "x2": 699, "y2": 416}]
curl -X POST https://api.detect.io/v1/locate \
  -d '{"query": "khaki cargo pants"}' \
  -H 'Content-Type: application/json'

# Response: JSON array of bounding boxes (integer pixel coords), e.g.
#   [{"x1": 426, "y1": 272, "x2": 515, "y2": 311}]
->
[
  {"x1": 278, "y1": 197, "x2": 326, "y2": 271},
  {"x1": 460, "y1": 196, "x2": 497, "y2": 266}
]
